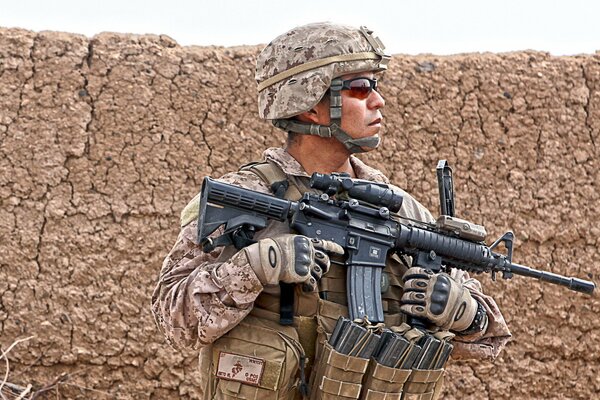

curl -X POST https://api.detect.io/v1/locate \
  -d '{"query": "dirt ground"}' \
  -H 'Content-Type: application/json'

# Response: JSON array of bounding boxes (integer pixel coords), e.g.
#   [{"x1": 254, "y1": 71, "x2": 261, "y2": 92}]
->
[{"x1": 0, "y1": 27, "x2": 598, "y2": 399}]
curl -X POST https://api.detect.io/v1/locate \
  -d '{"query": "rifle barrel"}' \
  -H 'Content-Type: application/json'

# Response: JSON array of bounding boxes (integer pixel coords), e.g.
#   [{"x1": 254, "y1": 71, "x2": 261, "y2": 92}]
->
[
  {"x1": 396, "y1": 224, "x2": 595, "y2": 295},
  {"x1": 508, "y1": 263, "x2": 596, "y2": 295}
]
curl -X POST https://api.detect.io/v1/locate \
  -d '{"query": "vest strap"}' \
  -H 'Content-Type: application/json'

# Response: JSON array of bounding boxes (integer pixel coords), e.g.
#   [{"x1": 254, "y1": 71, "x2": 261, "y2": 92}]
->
[{"x1": 240, "y1": 160, "x2": 306, "y2": 325}]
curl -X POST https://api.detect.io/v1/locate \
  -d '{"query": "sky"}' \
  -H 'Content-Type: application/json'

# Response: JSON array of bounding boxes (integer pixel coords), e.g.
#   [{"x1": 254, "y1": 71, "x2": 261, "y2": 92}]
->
[{"x1": 1, "y1": 0, "x2": 599, "y2": 56}]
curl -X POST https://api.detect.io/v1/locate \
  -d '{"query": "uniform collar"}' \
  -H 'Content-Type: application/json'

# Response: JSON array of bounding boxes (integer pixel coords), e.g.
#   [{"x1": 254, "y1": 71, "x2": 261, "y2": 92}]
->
[{"x1": 263, "y1": 147, "x2": 390, "y2": 183}]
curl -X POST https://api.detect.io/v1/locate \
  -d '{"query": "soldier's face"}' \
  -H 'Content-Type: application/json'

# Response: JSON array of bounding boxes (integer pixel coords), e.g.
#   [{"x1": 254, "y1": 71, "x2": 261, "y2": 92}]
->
[
  {"x1": 310, "y1": 72, "x2": 385, "y2": 152},
  {"x1": 338, "y1": 72, "x2": 385, "y2": 149},
  {"x1": 300, "y1": 72, "x2": 385, "y2": 152}
]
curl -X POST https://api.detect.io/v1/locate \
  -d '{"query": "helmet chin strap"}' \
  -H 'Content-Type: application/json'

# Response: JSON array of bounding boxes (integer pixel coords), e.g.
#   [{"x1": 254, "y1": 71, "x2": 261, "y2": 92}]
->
[{"x1": 272, "y1": 78, "x2": 381, "y2": 154}]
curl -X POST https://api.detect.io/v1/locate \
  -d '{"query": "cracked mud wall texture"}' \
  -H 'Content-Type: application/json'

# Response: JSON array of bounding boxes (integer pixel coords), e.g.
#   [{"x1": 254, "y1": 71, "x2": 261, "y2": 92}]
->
[{"x1": 0, "y1": 27, "x2": 598, "y2": 399}]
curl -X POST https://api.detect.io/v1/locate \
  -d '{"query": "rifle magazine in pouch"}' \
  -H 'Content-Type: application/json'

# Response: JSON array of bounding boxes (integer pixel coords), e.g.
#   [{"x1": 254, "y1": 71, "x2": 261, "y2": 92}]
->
[
  {"x1": 211, "y1": 315, "x2": 302, "y2": 400},
  {"x1": 401, "y1": 369, "x2": 444, "y2": 400},
  {"x1": 312, "y1": 342, "x2": 369, "y2": 400},
  {"x1": 359, "y1": 360, "x2": 411, "y2": 400}
]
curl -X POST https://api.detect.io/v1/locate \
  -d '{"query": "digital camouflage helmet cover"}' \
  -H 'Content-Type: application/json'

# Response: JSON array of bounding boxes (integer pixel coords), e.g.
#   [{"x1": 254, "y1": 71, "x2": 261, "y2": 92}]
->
[{"x1": 255, "y1": 22, "x2": 391, "y2": 153}]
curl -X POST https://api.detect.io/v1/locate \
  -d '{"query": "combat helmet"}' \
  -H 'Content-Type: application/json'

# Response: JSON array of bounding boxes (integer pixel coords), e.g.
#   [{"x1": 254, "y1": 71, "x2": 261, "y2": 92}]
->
[{"x1": 255, "y1": 22, "x2": 391, "y2": 153}]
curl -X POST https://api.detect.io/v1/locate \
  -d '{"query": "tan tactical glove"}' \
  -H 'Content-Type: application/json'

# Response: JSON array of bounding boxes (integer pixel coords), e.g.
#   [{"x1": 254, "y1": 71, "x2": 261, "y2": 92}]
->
[
  {"x1": 244, "y1": 234, "x2": 345, "y2": 292},
  {"x1": 400, "y1": 267, "x2": 478, "y2": 332}
]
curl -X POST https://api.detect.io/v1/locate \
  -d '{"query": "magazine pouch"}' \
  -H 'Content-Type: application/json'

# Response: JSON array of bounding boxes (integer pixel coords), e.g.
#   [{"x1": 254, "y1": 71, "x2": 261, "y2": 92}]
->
[
  {"x1": 400, "y1": 369, "x2": 444, "y2": 400},
  {"x1": 359, "y1": 360, "x2": 411, "y2": 400},
  {"x1": 311, "y1": 342, "x2": 369, "y2": 400}
]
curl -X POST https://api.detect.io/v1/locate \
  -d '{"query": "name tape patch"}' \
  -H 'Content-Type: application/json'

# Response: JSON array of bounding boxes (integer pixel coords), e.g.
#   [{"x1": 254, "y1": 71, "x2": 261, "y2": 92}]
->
[{"x1": 216, "y1": 352, "x2": 265, "y2": 386}]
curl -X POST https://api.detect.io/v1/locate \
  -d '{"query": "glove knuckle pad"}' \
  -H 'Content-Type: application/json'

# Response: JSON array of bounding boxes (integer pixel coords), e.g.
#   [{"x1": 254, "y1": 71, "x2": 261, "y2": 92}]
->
[
  {"x1": 294, "y1": 235, "x2": 311, "y2": 250},
  {"x1": 403, "y1": 267, "x2": 433, "y2": 282},
  {"x1": 311, "y1": 265, "x2": 323, "y2": 280},
  {"x1": 315, "y1": 250, "x2": 331, "y2": 269},
  {"x1": 302, "y1": 278, "x2": 318, "y2": 292},
  {"x1": 402, "y1": 292, "x2": 426, "y2": 305},
  {"x1": 431, "y1": 275, "x2": 451, "y2": 315},
  {"x1": 294, "y1": 256, "x2": 310, "y2": 276},
  {"x1": 404, "y1": 279, "x2": 427, "y2": 291}
]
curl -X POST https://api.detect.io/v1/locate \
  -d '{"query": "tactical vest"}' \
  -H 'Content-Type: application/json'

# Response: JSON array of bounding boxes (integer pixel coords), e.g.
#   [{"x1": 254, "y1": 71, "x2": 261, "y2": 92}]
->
[{"x1": 197, "y1": 160, "x2": 445, "y2": 400}]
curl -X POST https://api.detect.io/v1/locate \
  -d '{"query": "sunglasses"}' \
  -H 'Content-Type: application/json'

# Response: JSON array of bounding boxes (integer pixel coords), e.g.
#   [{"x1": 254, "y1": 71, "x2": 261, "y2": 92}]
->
[{"x1": 341, "y1": 77, "x2": 379, "y2": 99}]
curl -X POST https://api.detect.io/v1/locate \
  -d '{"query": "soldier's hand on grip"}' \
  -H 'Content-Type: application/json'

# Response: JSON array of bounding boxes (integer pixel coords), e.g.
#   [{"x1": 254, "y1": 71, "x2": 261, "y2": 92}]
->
[
  {"x1": 400, "y1": 267, "x2": 478, "y2": 332},
  {"x1": 244, "y1": 234, "x2": 344, "y2": 292}
]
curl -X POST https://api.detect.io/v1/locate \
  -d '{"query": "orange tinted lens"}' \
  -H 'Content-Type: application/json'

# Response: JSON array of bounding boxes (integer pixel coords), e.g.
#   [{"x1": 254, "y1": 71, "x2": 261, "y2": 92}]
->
[{"x1": 347, "y1": 78, "x2": 373, "y2": 99}]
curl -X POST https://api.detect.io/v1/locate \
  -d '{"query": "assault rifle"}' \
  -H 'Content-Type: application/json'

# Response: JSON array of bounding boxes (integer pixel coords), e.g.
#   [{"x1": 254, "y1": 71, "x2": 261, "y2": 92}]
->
[{"x1": 196, "y1": 163, "x2": 595, "y2": 324}]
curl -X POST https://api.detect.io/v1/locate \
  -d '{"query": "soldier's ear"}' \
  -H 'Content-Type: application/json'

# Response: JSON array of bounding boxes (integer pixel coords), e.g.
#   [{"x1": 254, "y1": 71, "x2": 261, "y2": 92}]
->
[
  {"x1": 296, "y1": 100, "x2": 329, "y2": 124},
  {"x1": 296, "y1": 108, "x2": 320, "y2": 124}
]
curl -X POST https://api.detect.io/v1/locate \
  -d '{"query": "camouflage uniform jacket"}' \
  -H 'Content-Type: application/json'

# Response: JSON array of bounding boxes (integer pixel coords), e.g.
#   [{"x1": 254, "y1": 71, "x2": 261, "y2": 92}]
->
[{"x1": 151, "y1": 147, "x2": 511, "y2": 360}]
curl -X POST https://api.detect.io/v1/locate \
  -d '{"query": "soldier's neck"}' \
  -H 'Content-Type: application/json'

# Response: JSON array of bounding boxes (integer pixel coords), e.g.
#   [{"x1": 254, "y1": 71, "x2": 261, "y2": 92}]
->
[{"x1": 286, "y1": 138, "x2": 356, "y2": 178}]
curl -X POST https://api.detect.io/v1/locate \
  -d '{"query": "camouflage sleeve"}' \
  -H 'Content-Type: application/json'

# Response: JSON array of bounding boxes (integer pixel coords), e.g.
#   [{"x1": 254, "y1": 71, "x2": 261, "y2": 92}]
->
[
  {"x1": 151, "y1": 171, "x2": 272, "y2": 349},
  {"x1": 449, "y1": 269, "x2": 512, "y2": 360}
]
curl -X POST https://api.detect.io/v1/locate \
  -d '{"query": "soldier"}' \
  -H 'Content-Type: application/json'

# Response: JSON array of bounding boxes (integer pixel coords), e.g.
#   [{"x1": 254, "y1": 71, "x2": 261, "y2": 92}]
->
[{"x1": 152, "y1": 22, "x2": 511, "y2": 399}]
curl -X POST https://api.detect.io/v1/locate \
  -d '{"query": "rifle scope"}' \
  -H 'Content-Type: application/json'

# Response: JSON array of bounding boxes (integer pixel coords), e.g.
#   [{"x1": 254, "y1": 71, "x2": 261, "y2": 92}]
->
[{"x1": 310, "y1": 173, "x2": 403, "y2": 213}]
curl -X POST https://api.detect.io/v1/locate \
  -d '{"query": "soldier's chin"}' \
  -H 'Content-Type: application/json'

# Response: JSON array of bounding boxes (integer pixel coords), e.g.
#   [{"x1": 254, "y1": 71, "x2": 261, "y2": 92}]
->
[{"x1": 360, "y1": 135, "x2": 381, "y2": 152}]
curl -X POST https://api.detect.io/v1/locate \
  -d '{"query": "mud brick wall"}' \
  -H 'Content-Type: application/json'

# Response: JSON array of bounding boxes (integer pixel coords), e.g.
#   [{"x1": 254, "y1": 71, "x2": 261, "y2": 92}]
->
[{"x1": 1, "y1": 27, "x2": 598, "y2": 399}]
